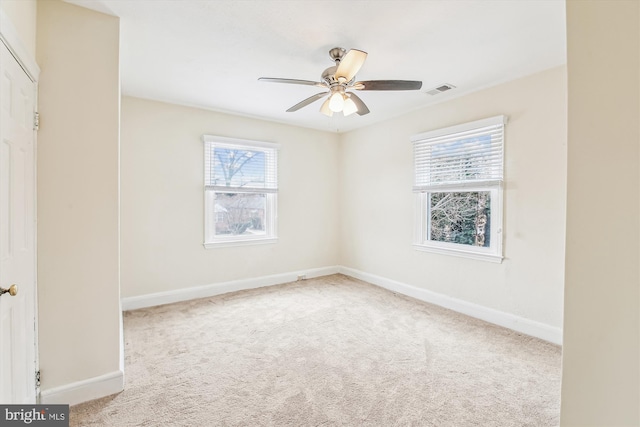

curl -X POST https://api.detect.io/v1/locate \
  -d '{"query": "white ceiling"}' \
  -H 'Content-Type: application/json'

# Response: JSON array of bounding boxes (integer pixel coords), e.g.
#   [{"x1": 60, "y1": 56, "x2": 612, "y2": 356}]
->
[{"x1": 65, "y1": 0, "x2": 566, "y2": 133}]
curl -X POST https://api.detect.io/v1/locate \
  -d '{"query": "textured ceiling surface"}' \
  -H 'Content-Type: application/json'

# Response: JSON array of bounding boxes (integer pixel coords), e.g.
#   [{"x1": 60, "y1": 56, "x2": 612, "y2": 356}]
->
[{"x1": 65, "y1": 0, "x2": 566, "y2": 133}]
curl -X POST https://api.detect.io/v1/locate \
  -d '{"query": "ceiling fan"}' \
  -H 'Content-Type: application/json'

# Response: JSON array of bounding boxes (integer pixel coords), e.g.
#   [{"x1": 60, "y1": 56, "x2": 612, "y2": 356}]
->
[{"x1": 259, "y1": 47, "x2": 422, "y2": 117}]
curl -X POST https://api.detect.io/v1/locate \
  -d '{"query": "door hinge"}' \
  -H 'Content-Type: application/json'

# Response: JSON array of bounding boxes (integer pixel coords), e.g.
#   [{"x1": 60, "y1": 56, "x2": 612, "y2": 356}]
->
[
  {"x1": 35, "y1": 370, "x2": 41, "y2": 387},
  {"x1": 33, "y1": 112, "x2": 39, "y2": 131}
]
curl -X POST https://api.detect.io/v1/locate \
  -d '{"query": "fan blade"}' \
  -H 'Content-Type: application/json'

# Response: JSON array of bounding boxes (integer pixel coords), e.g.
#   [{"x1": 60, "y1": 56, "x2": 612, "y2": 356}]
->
[
  {"x1": 353, "y1": 80, "x2": 423, "y2": 91},
  {"x1": 335, "y1": 49, "x2": 367, "y2": 82},
  {"x1": 259, "y1": 77, "x2": 326, "y2": 88},
  {"x1": 348, "y1": 93, "x2": 370, "y2": 116},
  {"x1": 286, "y1": 92, "x2": 329, "y2": 112}
]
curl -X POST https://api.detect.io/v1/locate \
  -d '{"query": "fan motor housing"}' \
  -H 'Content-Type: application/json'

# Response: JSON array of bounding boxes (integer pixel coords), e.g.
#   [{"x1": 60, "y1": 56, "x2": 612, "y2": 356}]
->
[{"x1": 321, "y1": 66, "x2": 339, "y2": 86}]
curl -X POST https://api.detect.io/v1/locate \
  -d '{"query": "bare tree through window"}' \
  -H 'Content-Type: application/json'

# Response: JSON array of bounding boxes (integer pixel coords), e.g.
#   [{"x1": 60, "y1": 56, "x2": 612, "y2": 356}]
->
[
  {"x1": 429, "y1": 191, "x2": 491, "y2": 247},
  {"x1": 204, "y1": 136, "x2": 278, "y2": 246},
  {"x1": 212, "y1": 148, "x2": 267, "y2": 235}
]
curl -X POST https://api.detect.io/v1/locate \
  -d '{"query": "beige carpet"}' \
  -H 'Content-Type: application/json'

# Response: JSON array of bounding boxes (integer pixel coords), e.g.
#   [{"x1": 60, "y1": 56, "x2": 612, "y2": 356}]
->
[{"x1": 70, "y1": 274, "x2": 561, "y2": 426}]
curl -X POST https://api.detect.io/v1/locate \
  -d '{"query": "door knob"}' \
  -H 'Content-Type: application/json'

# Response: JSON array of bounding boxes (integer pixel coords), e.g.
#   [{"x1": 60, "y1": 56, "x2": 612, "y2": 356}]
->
[{"x1": 0, "y1": 284, "x2": 18, "y2": 297}]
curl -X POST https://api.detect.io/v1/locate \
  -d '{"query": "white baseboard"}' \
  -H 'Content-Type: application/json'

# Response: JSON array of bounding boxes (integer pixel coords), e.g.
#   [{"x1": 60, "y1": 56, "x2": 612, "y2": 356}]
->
[
  {"x1": 121, "y1": 264, "x2": 561, "y2": 344},
  {"x1": 338, "y1": 266, "x2": 563, "y2": 345},
  {"x1": 121, "y1": 266, "x2": 340, "y2": 311},
  {"x1": 39, "y1": 370, "x2": 124, "y2": 406}
]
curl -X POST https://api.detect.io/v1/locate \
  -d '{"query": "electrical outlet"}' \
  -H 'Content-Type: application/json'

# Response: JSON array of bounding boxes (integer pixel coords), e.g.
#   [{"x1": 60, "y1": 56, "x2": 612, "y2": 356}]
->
[{"x1": 297, "y1": 274, "x2": 307, "y2": 281}]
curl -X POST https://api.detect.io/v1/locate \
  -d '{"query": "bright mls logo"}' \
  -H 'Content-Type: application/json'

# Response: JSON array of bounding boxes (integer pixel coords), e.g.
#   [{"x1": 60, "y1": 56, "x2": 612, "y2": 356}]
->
[{"x1": 1, "y1": 405, "x2": 69, "y2": 426}]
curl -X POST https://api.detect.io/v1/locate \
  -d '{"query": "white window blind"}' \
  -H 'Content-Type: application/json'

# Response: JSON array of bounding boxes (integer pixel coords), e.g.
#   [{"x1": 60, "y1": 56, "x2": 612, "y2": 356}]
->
[
  {"x1": 203, "y1": 136, "x2": 278, "y2": 193},
  {"x1": 412, "y1": 116, "x2": 506, "y2": 191}
]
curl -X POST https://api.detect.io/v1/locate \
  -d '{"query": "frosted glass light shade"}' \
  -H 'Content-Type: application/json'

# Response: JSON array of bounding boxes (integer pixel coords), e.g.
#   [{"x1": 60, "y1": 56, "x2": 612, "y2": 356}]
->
[
  {"x1": 320, "y1": 98, "x2": 333, "y2": 117},
  {"x1": 342, "y1": 97, "x2": 358, "y2": 116},
  {"x1": 329, "y1": 92, "x2": 345, "y2": 112}
]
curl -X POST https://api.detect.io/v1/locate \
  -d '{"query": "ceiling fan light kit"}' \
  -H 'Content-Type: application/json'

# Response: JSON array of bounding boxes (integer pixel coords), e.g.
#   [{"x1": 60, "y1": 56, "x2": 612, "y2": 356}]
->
[
  {"x1": 329, "y1": 91, "x2": 345, "y2": 112},
  {"x1": 342, "y1": 96, "x2": 359, "y2": 116},
  {"x1": 259, "y1": 47, "x2": 423, "y2": 117}
]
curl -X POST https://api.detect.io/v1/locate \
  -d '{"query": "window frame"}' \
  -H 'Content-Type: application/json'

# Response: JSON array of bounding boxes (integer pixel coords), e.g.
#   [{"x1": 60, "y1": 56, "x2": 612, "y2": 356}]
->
[
  {"x1": 411, "y1": 116, "x2": 507, "y2": 263},
  {"x1": 202, "y1": 135, "x2": 279, "y2": 249}
]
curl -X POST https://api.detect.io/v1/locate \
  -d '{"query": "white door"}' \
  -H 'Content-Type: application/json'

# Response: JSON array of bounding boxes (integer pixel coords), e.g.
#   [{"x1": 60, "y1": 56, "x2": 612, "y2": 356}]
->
[{"x1": 0, "y1": 40, "x2": 38, "y2": 404}]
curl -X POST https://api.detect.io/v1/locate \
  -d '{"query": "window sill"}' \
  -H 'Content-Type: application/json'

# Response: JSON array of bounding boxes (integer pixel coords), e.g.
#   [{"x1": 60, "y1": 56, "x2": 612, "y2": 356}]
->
[
  {"x1": 204, "y1": 237, "x2": 278, "y2": 249},
  {"x1": 413, "y1": 243, "x2": 503, "y2": 263}
]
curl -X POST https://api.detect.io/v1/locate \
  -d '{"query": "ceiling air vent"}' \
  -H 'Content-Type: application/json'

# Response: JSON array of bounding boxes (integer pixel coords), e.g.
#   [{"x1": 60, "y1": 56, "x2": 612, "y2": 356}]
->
[{"x1": 425, "y1": 83, "x2": 456, "y2": 96}]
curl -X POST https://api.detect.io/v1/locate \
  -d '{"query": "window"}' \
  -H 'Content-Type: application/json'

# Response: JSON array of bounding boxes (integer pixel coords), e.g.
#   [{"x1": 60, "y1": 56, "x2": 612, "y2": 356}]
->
[
  {"x1": 203, "y1": 135, "x2": 278, "y2": 248},
  {"x1": 412, "y1": 116, "x2": 507, "y2": 262}
]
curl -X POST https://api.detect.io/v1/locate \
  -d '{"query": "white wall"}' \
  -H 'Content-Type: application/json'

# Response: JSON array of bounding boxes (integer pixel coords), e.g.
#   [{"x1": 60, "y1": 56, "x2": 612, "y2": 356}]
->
[
  {"x1": 36, "y1": 0, "x2": 122, "y2": 392},
  {"x1": 121, "y1": 96, "x2": 339, "y2": 298},
  {"x1": 0, "y1": 0, "x2": 37, "y2": 58},
  {"x1": 561, "y1": 0, "x2": 639, "y2": 425},
  {"x1": 339, "y1": 66, "x2": 567, "y2": 332}
]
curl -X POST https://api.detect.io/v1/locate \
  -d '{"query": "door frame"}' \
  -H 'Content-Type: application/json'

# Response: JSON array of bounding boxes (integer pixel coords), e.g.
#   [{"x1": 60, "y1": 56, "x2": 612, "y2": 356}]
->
[
  {"x1": 0, "y1": 11, "x2": 39, "y2": 82},
  {"x1": 0, "y1": 8, "x2": 40, "y2": 402}
]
